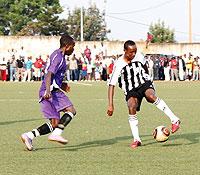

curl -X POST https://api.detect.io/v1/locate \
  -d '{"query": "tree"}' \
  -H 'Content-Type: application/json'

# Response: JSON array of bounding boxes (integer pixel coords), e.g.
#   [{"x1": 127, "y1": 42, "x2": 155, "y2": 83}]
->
[
  {"x1": 149, "y1": 20, "x2": 175, "y2": 43},
  {"x1": 66, "y1": 4, "x2": 110, "y2": 41},
  {"x1": 0, "y1": 1, "x2": 110, "y2": 39},
  {"x1": 0, "y1": 0, "x2": 15, "y2": 35},
  {"x1": 0, "y1": 0, "x2": 65, "y2": 35}
]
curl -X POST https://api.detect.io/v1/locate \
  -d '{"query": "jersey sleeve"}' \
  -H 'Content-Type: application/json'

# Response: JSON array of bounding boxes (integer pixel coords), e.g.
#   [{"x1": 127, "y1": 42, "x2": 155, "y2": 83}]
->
[
  {"x1": 47, "y1": 54, "x2": 62, "y2": 74},
  {"x1": 108, "y1": 61, "x2": 122, "y2": 86}
]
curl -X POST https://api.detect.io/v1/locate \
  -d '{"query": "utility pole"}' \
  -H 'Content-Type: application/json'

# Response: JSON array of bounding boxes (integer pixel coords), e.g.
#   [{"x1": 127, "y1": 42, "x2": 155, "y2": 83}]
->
[
  {"x1": 80, "y1": 6, "x2": 84, "y2": 41},
  {"x1": 189, "y1": 0, "x2": 192, "y2": 43}
]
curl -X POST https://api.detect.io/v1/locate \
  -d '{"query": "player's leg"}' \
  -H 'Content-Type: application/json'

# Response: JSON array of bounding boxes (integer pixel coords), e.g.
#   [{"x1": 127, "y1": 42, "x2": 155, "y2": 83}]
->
[
  {"x1": 48, "y1": 92, "x2": 76, "y2": 144},
  {"x1": 21, "y1": 99, "x2": 59, "y2": 150},
  {"x1": 48, "y1": 106, "x2": 76, "y2": 144},
  {"x1": 21, "y1": 120, "x2": 55, "y2": 150},
  {"x1": 127, "y1": 96, "x2": 142, "y2": 148},
  {"x1": 145, "y1": 88, "x2": 180, "y2": 133}
]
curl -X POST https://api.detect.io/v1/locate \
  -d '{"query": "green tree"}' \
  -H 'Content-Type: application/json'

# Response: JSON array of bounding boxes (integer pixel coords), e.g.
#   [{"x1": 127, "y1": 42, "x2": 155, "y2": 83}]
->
[
  {"x1": 149, "y1": 20, "x2": 175, "y2": 43},
  {"x1": 66, "y1": 4, "x2": 110, "y2": 41},
  {"x1": 0, "y1": 0, "x2": 15, "y2": 35},
  {"x1": 1, "y1": 0, "x2": 65, "y2": 35}
]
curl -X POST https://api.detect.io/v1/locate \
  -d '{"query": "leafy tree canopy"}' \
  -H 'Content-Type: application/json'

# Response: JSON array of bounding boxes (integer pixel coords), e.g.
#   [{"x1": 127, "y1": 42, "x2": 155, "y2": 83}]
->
[
  {"x1": 149, "y1": 20, "x2": 175, "y2": 43},
  {"x1": 0, "y1": 1, "x2": 110, "y2": 40}
]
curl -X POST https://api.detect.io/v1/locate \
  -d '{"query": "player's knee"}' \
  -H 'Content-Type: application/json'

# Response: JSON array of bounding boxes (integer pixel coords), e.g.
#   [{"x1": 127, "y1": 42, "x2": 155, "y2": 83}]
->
[
  {"x1": 128, "y1": 103, "x2": 137, "y2": 112},
  {"x1": 146, "y1": 94, "x2": 156, "y2": 103},
  {"x1": 63, "y1": 108, "x2": 76, "y2": 117}
]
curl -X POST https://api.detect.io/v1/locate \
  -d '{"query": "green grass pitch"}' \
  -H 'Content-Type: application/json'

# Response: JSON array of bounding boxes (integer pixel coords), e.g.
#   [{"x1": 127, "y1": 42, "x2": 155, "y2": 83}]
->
[{"x1": 0, "y1": 81, "x2": 200, "y2": 175}]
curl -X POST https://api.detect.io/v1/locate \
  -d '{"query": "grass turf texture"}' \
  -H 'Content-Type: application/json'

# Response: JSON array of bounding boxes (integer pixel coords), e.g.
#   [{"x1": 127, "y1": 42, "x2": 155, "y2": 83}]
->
[{"x1": 0, "y1": 81, "x2": 200, "y2": 175}]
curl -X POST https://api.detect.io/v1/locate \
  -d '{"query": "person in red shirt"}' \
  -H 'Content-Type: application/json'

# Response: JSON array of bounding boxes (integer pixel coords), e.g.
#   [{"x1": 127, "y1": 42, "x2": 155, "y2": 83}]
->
[
  {"x1": 146, "y1": 32, "x2": 153, "y2": 49},
  {"x1": 33, "y1": 55, "x2": 45, "y2": 81},
  {"x1": 0, "y1": 57, "x2": 7, "y2": 81},
  {"x1": 170, "y1": 57, "x2": 178, "y2": 81},
  {"x1": 84, "y1": 45, "x2": 91, "y2": 61}
]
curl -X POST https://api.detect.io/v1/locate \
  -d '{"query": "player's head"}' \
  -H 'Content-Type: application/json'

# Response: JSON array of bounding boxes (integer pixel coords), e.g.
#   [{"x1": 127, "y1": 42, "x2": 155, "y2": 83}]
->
[
  {"x1": 124, "y1": 40, "x2": 137, "y2": 61},
  {"x1": 60, "y1": 34, "x2": 75, "y2": 56}
]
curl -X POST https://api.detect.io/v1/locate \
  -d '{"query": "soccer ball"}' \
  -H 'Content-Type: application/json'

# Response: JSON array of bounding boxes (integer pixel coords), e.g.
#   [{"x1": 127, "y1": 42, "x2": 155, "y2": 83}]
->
[{"x1": 153, "y1": 126, "x2": 170, "y2": 142}]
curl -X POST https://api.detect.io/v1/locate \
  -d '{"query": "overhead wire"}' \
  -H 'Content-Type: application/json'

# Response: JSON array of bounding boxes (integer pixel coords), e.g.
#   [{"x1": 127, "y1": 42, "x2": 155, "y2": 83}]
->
[
  {"x1": 108, "y1": 0, "x2": 177, "y2": 15},
  {"x1": 106, "y1": 15, "x2": 200, "y2": 38}
]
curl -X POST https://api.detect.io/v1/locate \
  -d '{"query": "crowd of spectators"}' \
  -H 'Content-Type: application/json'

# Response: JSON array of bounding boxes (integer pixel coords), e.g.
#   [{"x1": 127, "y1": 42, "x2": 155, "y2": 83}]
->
[
  {"x1": 0, "y1": 43, "x2": 117, "y2": 82},
  {"x1": 146, "y1": 53, "x2": 200, "y2": 81},
  {"x1": 0, "y1": 44, "x2": 200, "y2": 82}
]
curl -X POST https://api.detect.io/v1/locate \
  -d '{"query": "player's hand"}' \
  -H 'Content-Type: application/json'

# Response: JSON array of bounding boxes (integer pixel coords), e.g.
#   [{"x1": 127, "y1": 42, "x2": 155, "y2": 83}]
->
[
  {"x1": 61, "y1": 82, "x2": 70, "y2": 93},
  {"x1": 107, "y1": 105, "x2": 114, "y2": 117},
  {"x1": 43, "y1": 90, "x2": 51, "y2": 99}
]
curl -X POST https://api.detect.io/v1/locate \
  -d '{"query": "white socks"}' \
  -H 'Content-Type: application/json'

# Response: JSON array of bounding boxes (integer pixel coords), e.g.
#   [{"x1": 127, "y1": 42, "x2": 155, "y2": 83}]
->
[
  {"x1": 26, "y1": 129, "x2": 40, "y2": 140},
  {"x1": 128, "y1": 115, "x2": 141, "y2": 142},
  {"x1": 154, "y1": 98, "x2": 179, "y2": 124}
]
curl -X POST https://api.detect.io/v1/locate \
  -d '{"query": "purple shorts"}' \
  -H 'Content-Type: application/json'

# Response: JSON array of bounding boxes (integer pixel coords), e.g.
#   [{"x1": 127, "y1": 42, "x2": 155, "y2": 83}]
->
[{"x1": 40, "y1": 91, "x2": 73, "y2": 119}]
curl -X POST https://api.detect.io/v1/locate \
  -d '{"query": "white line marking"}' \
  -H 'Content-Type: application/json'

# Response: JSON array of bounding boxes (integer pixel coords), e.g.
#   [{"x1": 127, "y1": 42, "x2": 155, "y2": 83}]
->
[{"x1": 69, "y1": 81, "x2": 93, "y2": 86}]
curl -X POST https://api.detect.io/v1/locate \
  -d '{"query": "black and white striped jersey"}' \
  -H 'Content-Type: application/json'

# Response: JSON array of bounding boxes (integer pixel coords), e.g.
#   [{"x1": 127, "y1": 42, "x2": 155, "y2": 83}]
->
[{"x1": 108, "y1": 52, "x2": 151, "y2": 95}]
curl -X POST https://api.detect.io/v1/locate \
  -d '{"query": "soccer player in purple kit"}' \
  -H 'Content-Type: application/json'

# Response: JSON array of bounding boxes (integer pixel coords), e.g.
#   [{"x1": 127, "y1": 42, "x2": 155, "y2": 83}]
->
[{"x1": 21, "y1": 34, "x2": 76, "y2": 151}]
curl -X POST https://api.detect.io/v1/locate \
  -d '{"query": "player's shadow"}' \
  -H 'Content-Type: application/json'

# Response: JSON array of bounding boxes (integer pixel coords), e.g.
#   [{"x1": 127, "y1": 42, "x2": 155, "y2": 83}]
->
[
  {"x1": 0, "y1": 118, "x2": 41, "y2": 125},
  {"x1": 35, "y1": 132, "x2": 200, "y2": 151},
  {"x1": 63, "y1": 135, "x2": 133, "y2": 151},
  {"x1": 64, "y1": 132, "x2": 200, "y2": 151}
]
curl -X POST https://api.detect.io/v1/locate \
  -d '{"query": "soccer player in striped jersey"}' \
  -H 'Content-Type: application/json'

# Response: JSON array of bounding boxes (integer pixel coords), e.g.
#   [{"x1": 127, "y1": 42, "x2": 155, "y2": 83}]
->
[
  {"x1": 107, "y1": 40, "x2": 180, "y2": 149},
  {"x1": 21, "y1": 34, "x2": 76, "y2": 151}
]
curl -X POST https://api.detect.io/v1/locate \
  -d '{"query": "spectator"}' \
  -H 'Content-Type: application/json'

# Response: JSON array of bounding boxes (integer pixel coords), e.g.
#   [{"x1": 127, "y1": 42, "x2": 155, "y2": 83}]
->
[
  {"x1": 95, "y1": 62, "x2": 102, "y2": 81},
  {"x1": 185, "y1": 53, "x2": 193, "y2": 80},
  {"x1": 84, "y1": 45, "x2": 91, "y2": 61},
  {"x1": 87, "y1": 60, "x2": 93, "y2": 81},
  {"x1": 23, "y1": 56, "x2": 33, "y2": 82},
  {"x1": 19, "y1": 46, "x2": 26, "y2": 60},
  {"x1": 192, "y1": 57, "x2": 199, "y2": 81},
  {"x1": 146, "y1": 55, "x2": 154, "y2": 81},
  {"x1": 77, "y1": 57, "x2": 83, "y2": 81},
  {"x1": 153, "y1": 56, "x2": 160, "y2": 80},
  {"x1": 170, "y1": 56, "x2": 178, "y2": 81},
  {"x1": 145, "y1": 32, "x2": 153, "y2": 49},
  {"x1": 80, "y1": 59, "x2": 87, "y2": 81},
  {"x1": 178, "y1": 56, "x2": 186, "y2": 81},
  {"x1": 33, "y1": 56, "x2": 45, "y2": 81},
  {"x1": 8, "y1": 48, "x2": 17, "y2": 81},
  {"x1": 0, "y1": 57, "x2": 7, "y2": 81},
  {"x1": 163, "y1": 56, "x2": 170, "y2": 81},
  {"x1": 16, "y1": 56, "x2": 24, "y2": 81},
  {"x1": 69, "y1": 54, "x2": 78, "y2": 81}
]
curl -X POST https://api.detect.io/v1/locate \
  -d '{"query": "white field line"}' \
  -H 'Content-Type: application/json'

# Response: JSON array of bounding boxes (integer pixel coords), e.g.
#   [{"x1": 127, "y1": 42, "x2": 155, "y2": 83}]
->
[
  {"x1": 0, "y1": 98, "x2": 199, "y2": 102},
  {"x1": 69, "y1": 81, "x2": 92, "y2": 86}
]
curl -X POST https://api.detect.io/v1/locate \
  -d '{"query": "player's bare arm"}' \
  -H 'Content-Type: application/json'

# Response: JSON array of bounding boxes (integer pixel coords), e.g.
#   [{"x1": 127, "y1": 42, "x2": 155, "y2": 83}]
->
[
  {"x1": 44, "y1": 71, "x2": 53, "y2": 99},
  {"x1": 107, "y1": 85, "x2": 115, "y2": 116}
]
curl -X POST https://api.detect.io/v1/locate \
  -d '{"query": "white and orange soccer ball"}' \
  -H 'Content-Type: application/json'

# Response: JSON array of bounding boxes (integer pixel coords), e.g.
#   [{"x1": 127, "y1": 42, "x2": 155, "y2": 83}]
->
[{"x1": 153, "y1": 126, "x2": 170, "y2": 142}]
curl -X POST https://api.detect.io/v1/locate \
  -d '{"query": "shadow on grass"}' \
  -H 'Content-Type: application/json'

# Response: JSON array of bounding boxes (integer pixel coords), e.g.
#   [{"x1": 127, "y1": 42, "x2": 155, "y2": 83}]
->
[
  {"x1": 0, "y1": 118, "x2": 41, "y2": 125},
  {"x1": 65, "y1": 132, "x2": 200, "y2": 151},
  {"x1": 142, "y1": 132, "x2": 200, "y2": 147},
  {"x1": 35, "y1": 132, "x2": 200, "y2": 151}
]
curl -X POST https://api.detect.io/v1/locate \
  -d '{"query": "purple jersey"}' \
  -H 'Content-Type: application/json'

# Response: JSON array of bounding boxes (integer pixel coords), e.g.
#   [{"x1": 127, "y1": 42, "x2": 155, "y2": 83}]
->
[{"x1": 39, "y1": 49, "x2": 66, "y2": 97}]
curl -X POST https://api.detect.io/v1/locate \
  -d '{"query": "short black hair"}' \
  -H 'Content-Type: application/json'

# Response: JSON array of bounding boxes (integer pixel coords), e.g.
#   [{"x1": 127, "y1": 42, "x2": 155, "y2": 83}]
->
[
  {"x1": 124, "y1": 40, "x2": 136, "y2": 50},
  {"x1": 60, "y1": 34, "x2": 74, "y2": 48}
]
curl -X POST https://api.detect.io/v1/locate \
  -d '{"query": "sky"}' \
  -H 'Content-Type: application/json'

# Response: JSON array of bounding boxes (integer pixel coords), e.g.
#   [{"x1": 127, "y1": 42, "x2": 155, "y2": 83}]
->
[{"x1": 60, "y1": 0, "x2": 200, "y2": 42}]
